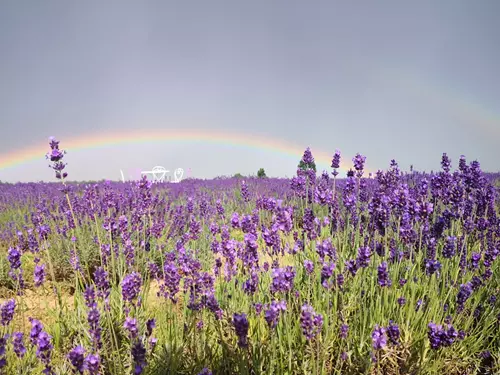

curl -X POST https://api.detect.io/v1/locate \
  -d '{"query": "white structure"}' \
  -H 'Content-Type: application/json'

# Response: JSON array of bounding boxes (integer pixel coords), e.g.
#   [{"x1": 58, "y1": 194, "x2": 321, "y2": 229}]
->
[
  {"x1": 172, "y1": 168, "x2": 184, "y2": 183},
  {"x1": 135, "y1": 166, "x2": 185, "y2": 183},
  {"x1": 141, "y1": 166, "x2": 168, "y2": 183}
]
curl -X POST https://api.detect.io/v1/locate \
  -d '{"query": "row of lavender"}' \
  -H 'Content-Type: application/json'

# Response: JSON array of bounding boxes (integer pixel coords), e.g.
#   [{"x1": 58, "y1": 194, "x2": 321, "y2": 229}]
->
[{"x1": 0, "y1": 139, "x2": 498, "y2": 374}]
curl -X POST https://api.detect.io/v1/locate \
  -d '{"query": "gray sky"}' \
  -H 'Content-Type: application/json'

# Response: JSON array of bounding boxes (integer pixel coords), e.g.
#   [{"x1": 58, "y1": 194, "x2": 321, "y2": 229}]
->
[{"x1": 1, "y1": 0, "x2": 499, "y2": 182}]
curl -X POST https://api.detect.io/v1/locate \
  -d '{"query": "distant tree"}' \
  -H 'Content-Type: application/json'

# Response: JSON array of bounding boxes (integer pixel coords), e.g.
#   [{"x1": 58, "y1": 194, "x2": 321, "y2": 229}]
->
[
  {"x1": 257, "y1": 168, "x2": 267, "y2": 178},
  {"x1": 298, "y1": 159, "x2": 316, "y2": 172},
  {"x1": 234, "y1": 173, "x2": 244, "y2": 178}
]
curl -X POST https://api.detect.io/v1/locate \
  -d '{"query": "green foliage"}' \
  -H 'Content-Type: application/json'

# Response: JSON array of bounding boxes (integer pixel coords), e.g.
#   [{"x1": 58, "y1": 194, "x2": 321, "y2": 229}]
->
[{"x1": 257, "y1": 168, "x2": 267, "y2": 178}]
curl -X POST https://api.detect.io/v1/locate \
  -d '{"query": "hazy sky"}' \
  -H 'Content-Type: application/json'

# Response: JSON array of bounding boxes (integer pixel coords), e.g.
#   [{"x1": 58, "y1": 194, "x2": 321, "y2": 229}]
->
[{"x1": 1, "y1": 0, "x2": 499, "y2": 182}]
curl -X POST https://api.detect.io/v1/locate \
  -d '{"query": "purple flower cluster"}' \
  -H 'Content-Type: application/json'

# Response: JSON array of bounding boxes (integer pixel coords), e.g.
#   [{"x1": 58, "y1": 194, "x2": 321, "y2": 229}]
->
[
  {"x1": 331, "y1": 150, "x2": 341, "y2": 176},
  {"x1": 29, "y1": 318, "x2": 54, "y2": 374},
  {"x1": 12, "y1": 332, "x2": 26, "y2": 358},
  {"x1": 372, "y1": 321, "x2": 400, "y2": 350},
  {"x1": 0, "y1": 299, "x2": 16, "y2": 326},
  {"x1": 300, "y1": 305, "x2": 323, "y2": 340},
  {"x1": 67, "y1": 346, "x2": 86, "y2": 374},
  {"x1": 121, "y1": 272, "x2": 143, "y2": 304},
  {"x1": 303, "y1": 259, "x2": 314, "y2": 274},
  {"x1": 46, "y1": 137, "x2": 68, "y2": 179},
  {"x1": 264, "y1": 300, "x2": 287, "y2": 329},
  {"x1": 340, "y1": 324, "x2": 349, "y2": 339},
  {"x1": 352, "y1": 153, "x2": 367, "y2": 178},
  {"x1": 233, "y1": 313, "x2": 249, "y2": 348},
  {"x1": 456, "y1": 282, "x2": 473, "y2": 312},
  {"x1": 377, "y1": 262, "x2": 391, "y2": 287},
  {"x1": 427, "y1": 322, "x2": 459, "y2": 350},
  {"x1": 371, "y1": 325, "x2": 387, "y2": 350},
  {"x1": 270, "y1": 266, "x2": 295, "y2": 294},
  {"x1": 34, "y1": 264, "x2": 46, "y2": 287}
]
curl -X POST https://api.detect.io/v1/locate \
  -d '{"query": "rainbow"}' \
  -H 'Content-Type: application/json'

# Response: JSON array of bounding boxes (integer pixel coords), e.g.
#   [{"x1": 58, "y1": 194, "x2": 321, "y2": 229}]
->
[{"x1": 0, "y1": 129, "x2": 353, "y2": 174}]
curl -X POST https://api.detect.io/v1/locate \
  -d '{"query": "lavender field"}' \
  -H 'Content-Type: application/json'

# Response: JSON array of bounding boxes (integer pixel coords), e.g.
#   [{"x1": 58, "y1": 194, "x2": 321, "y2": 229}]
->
[{"x1": 0, "y1": 139, "x2": 499, "y2": 375}]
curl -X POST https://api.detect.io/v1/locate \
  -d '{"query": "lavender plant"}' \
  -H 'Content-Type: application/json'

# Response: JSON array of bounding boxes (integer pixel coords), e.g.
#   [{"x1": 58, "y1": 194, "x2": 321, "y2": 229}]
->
[{"x1": 0, "y1": 138, "x2": 498, "y2": 374}]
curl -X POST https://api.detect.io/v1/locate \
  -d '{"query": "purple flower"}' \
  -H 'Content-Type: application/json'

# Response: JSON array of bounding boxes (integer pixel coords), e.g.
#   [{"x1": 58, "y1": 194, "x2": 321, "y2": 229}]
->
[
  {"x1": 489, "y1": 295, "x2": 497, "y2": 306},
  {"x1": 12, "y1": 332, "x2": 26, "y2": 358},
  {"x1": 300, "y1": 304, "x2": 322, "y2": 340},
  {"x1": 303, "y1": 260, "x2": 314, "y2": 274},
  {"x1": 49, "y1": 148, "x2": 64, "y2": 162},
  {"x1": 470, "y1": 252, "x2": 481, "y2": 270},
  {"x1": 254, "y1": 303, "x2": 263, "y2": 315},
  {"x1": 443, "y1": 236, "x2": 456, "y2": 258},
  {"x1": 46, "y1": 137, "x2": 68, "y2": 179},
  {"x1": 196, "y1": 320, "x2": 204, "y2": 330},
  {"x1": 427, "y1": 322, "x2": 458, "y2": 350},
  {"x1": 397, "y1": 297, "x2": 406, "y2": 306},
  {"x1": 377, "y1": 262, "x2": 391, "y2": 287},
  {"x1": 457, "y1": 282, "x2": 473, "y2": 312},
  {"x1": 0, "y1": 336, "x2": 6, "y2": 370},
  {"x1": 233, "y1": 313, "x2": 249, "y2": 348},
  {"x1": 352, "y1": 153, "x2": 366, "y2": 177},
  {"x1": 458, "y1": 330, "x2": 466, "y2": 340},
  {"x1": 331, "y1": 150, "x2": 341, "y2": 171},
  {"x1": 356, "y1": 246, "x2": 371, "y2": 268},
  {"x1": 84, "y1": 354, "x2": 100, "y2": 375},
  {"x1": 121, "y1": 272, "x2": 143, "y2": 303},
  {"x1": 387, "y1": 321, "x2": 400, "y2": 346},
  {"x1": 320, "y1": 262, "x2": 335, "y2": 287},
  {"x1": 29, "y1": 318, "x2": 43, "y2": 345},
  {"x1": 301, "y1": 147, "x2": 315, "y2": 166},
  {"x1": 146, "y1": 318, "x2": 156, "y2": 337},
  {"x1": 340, "y1": 324, "x2": 349, "y2": 339},
  {"x1": 371, "y1": 325, "x2": 387, "y2": 350},
  {"x1": 70, "y1": 247, "x2": 82, "y2": 273},
  {"x1": 84, "y1": 286, "x2": 96, "y2": 308},
  {"x1": 198, "y1": 369, "x2": 212, "y2": 375},
  {"x1": 131, "y1": 340, "x2": 147, "y2": 374},
  {"x1": 242, "y1": 271, "x2": 259, "y2": 295},
  {"x1": 7, "y1": 247, "x2": 21, "y2": 269},
  {"x1": 441, "y1": 153, "x2": 451, "y2": 173},
  {"x1": 34, "y1": 264, "x2": 46, "y2": 287},
  {"x1": 36, "y1": 331, "x2": 54, "y2": 372},
  {"x1": 240, "y1": 181, "x2": 250, "y2": 203},
  {"x1": 67, "y1": 346, "x2": 86, "y2": 373},
  {"x1": 263, "y1": 262, "x2": 269, "y2": 272},
  {"x1": 345, "y1": 259, "x2": 358, "y2": 276},
  {"x1": 270, "y1": 266, "x2": 295, "y2": 294},
  {"x1": 480, "y1": 350, "x2": 491, "y2": 359},
  {"x1": 316, "y1": 238, "x2": 336, "y2": 261},
  {"x1": 94, "y1": 267, "x2": 111, "y2": 299},
  {"x1": 87, "y1": 307, "x2": 101, "y2": 350},
  {"x1": 124, "y1": 317, "x2": 138, "y2": 339},
  {"x1": 336, "y1": 273, "x2": 345, "y2": 288},
  {"x1": 470, "y1": 276, "x2": 482, "y2": 291},
  {"x1": 159, "y1": 262, "x2": 181, "y2": 302},
  {"x1": 230, "y1": 212, "x2": 240, "y2": 228},
  {"x1": 264, "y1": 300, "x2": 287, "y2": 329},
  {"x1": 0, "y1": 299, "x2": 15, "y2": 326},
  {"x1": 425, "y1": 258, "x2": 442, "y2": 276}
]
